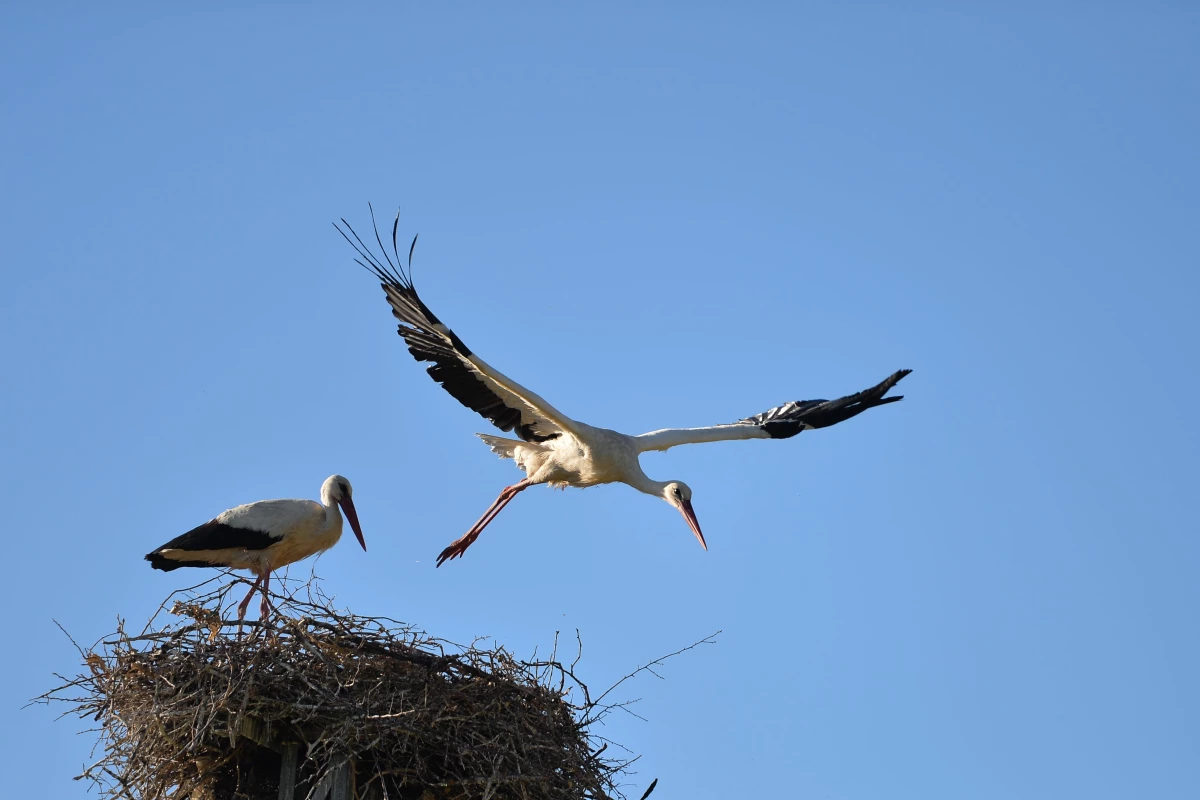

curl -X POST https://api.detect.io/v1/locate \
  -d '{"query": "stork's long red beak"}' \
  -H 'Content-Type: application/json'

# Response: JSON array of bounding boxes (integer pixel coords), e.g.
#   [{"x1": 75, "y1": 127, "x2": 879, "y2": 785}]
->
[
  {"x1": 339, "y1": 496, "x2": 367, "y2": 551},
  {"x1": 680, "y1": 498, "x2": 707, "y2": 551}
]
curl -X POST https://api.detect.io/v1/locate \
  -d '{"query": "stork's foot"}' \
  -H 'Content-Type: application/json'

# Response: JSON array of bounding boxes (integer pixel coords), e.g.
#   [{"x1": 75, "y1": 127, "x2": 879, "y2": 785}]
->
[{"x1": 436, "y1": 532, "x2": 480, "y2": 566}]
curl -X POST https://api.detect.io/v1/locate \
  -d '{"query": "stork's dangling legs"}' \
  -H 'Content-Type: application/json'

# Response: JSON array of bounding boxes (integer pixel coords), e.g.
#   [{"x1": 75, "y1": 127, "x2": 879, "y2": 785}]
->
[
  {"x1": 437, "y1": 480, "x2": 533, "y2": 566},
  {"x1": 470, "y1": 479, "x2": 533, "y2": 542}
]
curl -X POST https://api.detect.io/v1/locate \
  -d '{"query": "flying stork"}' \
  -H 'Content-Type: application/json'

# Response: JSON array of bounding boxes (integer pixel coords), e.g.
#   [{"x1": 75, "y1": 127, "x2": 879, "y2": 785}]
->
[
  {"x1": 145, "y1": 475, "x2": 366, "y2": 621},
  {"x1": 337, "y1": 211, "x2": 910, "y2": 566}
]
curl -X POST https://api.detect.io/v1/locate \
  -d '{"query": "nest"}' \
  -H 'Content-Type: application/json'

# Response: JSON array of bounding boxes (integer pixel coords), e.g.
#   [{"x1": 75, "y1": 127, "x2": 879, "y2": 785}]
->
[{"x1": 40, "y1": 577, "x2": 708, "y2": 800}]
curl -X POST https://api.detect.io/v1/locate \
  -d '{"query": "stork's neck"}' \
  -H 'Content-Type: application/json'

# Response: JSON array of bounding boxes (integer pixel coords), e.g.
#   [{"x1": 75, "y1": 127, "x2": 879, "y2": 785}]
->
[
  {"x1": 624, "y1": 468, "x2": 672, "y2": 500},
  {"x1": 318, "y1": 490, "x2": 342, "y2": 527},
  {"x1": 320, "y1": 488, "x2": 336, "y2": 509}
]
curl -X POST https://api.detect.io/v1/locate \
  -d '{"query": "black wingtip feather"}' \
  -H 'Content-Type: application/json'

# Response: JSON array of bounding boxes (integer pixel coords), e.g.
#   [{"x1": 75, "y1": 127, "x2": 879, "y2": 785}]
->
[
  {"x1": 391, "y1": 209, "x2": 402, "y2": 268},
  {"x1": 368, "y1": 203, "x2": 399, "y2": 274},
  {"x1": 145, "y1": 552, "x2": 182, "y2": 571},
  {"x1": 145, "y1": 552, "x2": 222, "y2": 571},
  {"x1": 746, "y1": 368, "x2": 912, "y2": 439}
]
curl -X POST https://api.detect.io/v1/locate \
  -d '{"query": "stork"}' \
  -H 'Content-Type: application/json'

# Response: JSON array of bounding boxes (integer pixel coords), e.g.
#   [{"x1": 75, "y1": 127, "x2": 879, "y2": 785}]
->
[
  {"x1": 337, "y1": 211, "x2": 910, "y2": 566},
  {"x1": 145, "y1": 475, "x2": 366, "y2": 622}
]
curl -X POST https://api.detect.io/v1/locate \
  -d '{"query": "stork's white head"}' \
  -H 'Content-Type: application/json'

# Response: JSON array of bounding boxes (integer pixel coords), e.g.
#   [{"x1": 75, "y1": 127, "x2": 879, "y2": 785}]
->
[
  {"x1": 322, "y1": 474, "x2": 367, "y2": 552},
  {"x1": 661, "y1": 481, "x2": 706, "y2": 550}
]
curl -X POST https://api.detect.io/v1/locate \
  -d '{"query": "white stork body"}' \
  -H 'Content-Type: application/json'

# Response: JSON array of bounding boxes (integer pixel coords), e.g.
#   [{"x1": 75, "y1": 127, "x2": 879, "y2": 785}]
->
[
  {"x1": 338, "y1": 210, "x2": 910, "y2": 566},
  {"x1": 145, "y1": 475, "x2": 366, "y2": 620},
  {"x1": 481, "y1": 423, "x2": 645, "y2": 490}
]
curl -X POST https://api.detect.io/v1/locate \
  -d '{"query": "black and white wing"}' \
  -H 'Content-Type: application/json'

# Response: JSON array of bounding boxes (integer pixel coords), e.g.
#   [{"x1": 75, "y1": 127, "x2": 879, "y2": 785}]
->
[
  {"x1": 144, "y1": 500, "x2": 322, "y2": 571},
  {"x1": 145, "y1": 519, "x2": 276, "y2": 570},
  {"x1": 337, "y1": 209, "x2": 574, "y2": 443},
  {"x1": 636, "y1": 369, "x2": 911, "y2": 452},
  {"x1": 739, "y1": 369, "x2": 911, "y2": 437}
]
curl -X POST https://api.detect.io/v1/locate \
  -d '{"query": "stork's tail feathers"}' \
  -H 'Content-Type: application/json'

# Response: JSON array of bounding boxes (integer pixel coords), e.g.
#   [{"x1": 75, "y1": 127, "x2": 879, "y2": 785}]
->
[
  {"x1": 476, "y1": 433, "x2": 528, "y2": 460},
  {"x1": 745, "y1": 368, "x2": 912, "y2": 440}
]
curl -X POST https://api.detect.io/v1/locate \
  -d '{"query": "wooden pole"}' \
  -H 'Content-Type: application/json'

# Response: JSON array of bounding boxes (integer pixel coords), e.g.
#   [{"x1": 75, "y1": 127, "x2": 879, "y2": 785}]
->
[
  {"x1": 330, "y1": 760, "x2": 353, "y2": 800},
  {"x1": 277, "y1": 743, "x2": 299, "y2": 800}
]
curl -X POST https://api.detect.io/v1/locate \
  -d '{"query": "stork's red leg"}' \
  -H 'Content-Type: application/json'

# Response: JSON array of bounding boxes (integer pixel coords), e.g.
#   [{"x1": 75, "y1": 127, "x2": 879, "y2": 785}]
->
[
  {"x1": 237, "y1": 574, "x2": 264, "y2": 622},
  {"x1": 259, "y1": 571, "x2": 273, "y2": 623},
  {"x1": 437, "y1": 479, "x2": 533, "y2": 567}
]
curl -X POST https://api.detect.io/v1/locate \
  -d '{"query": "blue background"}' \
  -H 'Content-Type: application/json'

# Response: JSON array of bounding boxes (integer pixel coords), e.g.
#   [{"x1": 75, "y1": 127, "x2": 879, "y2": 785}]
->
[{"x1": 2, "y1": 5, "x2": 1197, "y2": 798}]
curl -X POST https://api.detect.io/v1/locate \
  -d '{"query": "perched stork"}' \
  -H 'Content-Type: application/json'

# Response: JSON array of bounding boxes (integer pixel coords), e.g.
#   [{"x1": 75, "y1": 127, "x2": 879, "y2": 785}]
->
[
  {"x1": 145, "y1": 475, "x2": 366, "y2": 621},
  {"x1": 337, "y1": 211, "x2": 910, "y2": 566}
]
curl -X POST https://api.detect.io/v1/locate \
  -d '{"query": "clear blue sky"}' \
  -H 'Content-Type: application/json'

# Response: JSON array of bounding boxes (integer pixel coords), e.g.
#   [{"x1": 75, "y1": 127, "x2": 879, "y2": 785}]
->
[{"x1": 3, "y1": 5, "x2": 1197, "y2": 798}]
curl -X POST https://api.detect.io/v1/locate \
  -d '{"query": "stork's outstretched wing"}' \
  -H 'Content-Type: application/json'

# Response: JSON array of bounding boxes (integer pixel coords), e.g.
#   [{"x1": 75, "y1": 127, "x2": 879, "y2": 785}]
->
[
  {"x1": 337, "y1": 208, "x2": 574, "y2": 443},
  {"x1": 635, "y1": 369, "x2": 911, "y2": 452}
]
